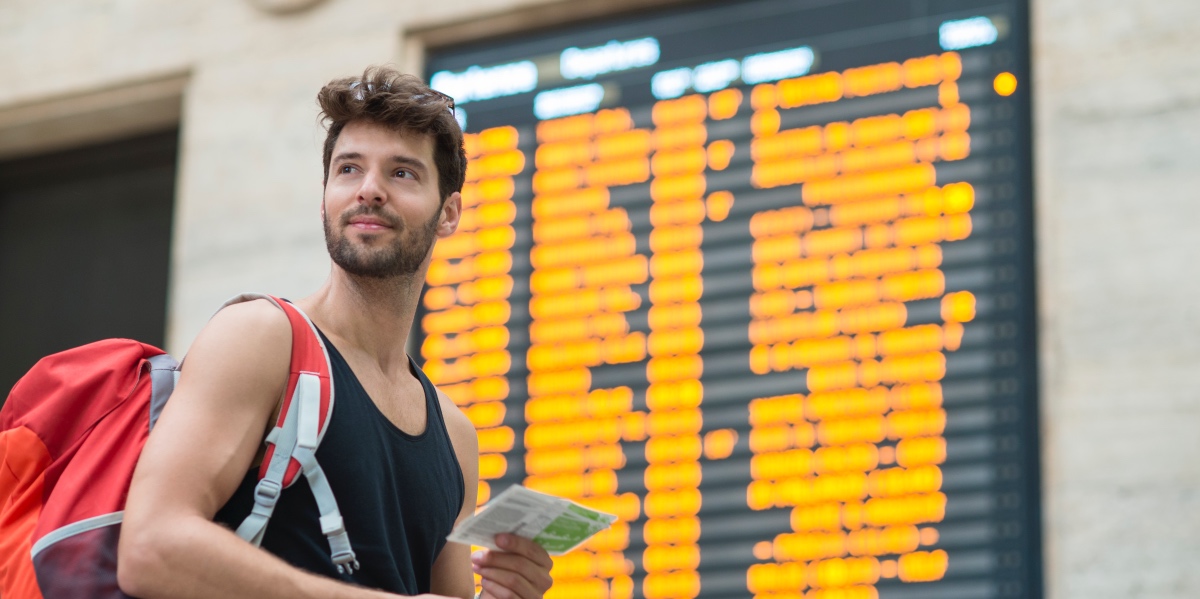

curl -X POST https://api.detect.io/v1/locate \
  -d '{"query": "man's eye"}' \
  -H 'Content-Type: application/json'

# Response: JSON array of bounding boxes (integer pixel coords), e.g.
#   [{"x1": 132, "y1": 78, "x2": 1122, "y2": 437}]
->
[
  {"x1": 339, "y1": 165, "x2": 354, "y2": 174},
  {"x1": 396, "y1": 169, "x2": 414, "y2": 179}
]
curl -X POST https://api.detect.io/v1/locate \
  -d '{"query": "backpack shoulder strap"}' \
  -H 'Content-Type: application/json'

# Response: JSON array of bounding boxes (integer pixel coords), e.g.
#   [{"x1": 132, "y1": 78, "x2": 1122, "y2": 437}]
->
[{"x1": 218, "y1": 294, "x2": 358, "y2": 572}]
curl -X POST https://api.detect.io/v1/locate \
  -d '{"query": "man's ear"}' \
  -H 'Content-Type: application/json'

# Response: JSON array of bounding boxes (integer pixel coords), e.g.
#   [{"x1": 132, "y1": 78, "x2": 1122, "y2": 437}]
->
[
  {"x1": 319, "y1": 186, "x2": 327, "y2": 220},
  {"x1": 437, "y1": 192, "x2": 462, "y2": 238}
]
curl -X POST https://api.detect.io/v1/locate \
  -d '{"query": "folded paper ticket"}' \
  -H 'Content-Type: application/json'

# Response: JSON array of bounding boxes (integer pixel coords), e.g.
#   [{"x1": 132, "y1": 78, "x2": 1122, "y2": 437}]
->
[{"x1": 447, "y1": 485, "x2": 617, "y2": 555}]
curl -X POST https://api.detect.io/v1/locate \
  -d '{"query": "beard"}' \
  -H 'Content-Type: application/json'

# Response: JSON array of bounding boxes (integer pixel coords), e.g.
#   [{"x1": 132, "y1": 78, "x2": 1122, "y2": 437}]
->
[{"x1": 323, "y1": 205, "x2": 440, "y2": 279}]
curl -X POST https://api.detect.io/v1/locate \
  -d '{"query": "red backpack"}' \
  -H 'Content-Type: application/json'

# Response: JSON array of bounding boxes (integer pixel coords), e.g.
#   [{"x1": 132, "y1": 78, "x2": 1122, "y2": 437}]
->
[{"x1": 0, "y1": 294, "x2": 355, "y2": 598}]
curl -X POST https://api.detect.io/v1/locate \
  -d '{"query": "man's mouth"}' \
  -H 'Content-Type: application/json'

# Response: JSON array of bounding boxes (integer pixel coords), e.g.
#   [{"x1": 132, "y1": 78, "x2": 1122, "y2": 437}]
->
[{"x1": 345, "y1": 212, "x2": 398, "y2": 231}]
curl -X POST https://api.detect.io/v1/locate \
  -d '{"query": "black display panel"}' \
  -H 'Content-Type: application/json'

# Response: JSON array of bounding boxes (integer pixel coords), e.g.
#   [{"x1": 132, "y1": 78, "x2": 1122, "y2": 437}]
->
[
  {"x1": 423, "y1": 1, "x2": 1039, "y2": 597},
  {"x1": 1, "y1": 130, "x2": 177, "y2": 399}
]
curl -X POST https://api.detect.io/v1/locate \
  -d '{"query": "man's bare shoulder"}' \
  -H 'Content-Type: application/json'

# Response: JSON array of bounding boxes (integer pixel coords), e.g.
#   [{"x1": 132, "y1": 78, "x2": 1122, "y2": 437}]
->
[
  {"x1": 187, "y1": 299, "x2": 291, "y2": 361},
  {"x1": 126, "y1": 298, "x2": 298, "y2": 525},
  {"x1": 198, "y1": 298, "x2": 292, "y2": 342},
  {"x1": 433, "y1": 384, "x2": 480, "y2": 525},
  {"x1": 174, "y1": 298, "x2": 294, "y2": 403},
  {"x1": 434, "y1": 387, "x2": 478, "y2": 451}
]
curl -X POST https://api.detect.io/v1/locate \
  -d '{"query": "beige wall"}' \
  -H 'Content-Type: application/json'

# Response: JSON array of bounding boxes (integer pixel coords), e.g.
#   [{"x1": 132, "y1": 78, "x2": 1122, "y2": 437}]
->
[
  {"x1": 1031, "y1": 0, "x2": 1200, "y2": 596},
  {"x1": 0, "y1": 0, "x2": 563, "y2": 351},
  {"x1": 2, "y1": 0, "x2": 1198, "y2": 596}
]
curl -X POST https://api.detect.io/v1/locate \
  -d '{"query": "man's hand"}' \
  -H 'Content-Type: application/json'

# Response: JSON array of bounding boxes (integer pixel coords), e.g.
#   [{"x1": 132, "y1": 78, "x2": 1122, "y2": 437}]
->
[{"x1": 472, "y1": 534, "x2": 554, "y2": 599}]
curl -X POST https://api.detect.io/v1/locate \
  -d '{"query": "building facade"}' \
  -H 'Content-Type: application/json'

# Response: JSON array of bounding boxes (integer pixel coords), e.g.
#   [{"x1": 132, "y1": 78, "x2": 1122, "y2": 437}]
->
[{"x1": 1, "y1": 0, "x2": 1198, "y2": 597}]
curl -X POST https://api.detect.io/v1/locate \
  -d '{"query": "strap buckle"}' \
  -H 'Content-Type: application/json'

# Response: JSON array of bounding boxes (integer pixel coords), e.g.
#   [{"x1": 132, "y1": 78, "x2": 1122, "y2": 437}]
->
[{"x1": 253, "y1": 478, "x2": 282, "y2": 509}]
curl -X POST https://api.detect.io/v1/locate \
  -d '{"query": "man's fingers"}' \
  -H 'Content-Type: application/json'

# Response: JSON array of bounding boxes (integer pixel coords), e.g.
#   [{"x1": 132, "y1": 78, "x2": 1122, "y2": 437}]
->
[
  {"x1": 471, "y1": 535, "x2": 554, "y2": 598},
  {"x1": 472, "y1": 552, "x2": 553, "y2": 593},
  {"x1": 476, "y1": 567, "x2": 538, "y2": 599},
  {"x1": 493, "y1": 534, "x2": 554, "y2": 569},
  {"x1": 472, "y1": 538, "x2": 554, "y2": 598}
]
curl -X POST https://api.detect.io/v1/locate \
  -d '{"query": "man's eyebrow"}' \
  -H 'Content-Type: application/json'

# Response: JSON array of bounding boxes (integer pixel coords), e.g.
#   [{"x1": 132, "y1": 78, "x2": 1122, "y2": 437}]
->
[
  {"x1": 331, "y1": 152, "x2": 428, "y2": 173},
  {"x1": 389, "y1": 155, "x2": 429, "y2": 173}
]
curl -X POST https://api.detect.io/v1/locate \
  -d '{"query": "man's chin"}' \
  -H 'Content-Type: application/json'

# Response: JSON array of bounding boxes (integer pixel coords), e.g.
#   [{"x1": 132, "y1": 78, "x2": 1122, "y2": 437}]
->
[
  {"x1": 338, "y1": 257, "x2": 407, "y2": 279},
  {"x1": 325, "y1": 227, "x2": 435, "y2": 280},
  {"x1": 332, "y1": 248, "x2": 428, "y2": 279}
]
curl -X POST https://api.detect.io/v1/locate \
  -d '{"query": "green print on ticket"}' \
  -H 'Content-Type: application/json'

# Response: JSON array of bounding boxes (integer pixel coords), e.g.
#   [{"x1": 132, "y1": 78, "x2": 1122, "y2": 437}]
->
[
  {"x1": 534, "y1": 516, "x2": 605, "y2": 552},
  {"x1": 567, "y1": 504, "x2": 612, "y2": 524}
]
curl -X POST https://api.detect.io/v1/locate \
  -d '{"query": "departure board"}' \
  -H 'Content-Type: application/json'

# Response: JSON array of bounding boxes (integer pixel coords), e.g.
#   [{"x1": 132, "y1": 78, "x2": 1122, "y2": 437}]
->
[{"x1": 422, "y1": 1, "x2": 1040, "y2": 598}]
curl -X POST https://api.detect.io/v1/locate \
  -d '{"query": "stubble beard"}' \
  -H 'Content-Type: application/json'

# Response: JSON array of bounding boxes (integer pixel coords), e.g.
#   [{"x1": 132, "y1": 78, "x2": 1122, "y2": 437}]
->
[{"x1": 323, "y1": 206, "x2": 441, "y2": 279}]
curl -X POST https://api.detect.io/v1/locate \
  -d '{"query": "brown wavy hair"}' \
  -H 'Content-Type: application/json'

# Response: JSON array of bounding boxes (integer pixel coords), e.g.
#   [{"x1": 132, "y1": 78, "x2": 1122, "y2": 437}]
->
[{"x1": 317, "y1": 66, "x2": 466, "y2": 201}]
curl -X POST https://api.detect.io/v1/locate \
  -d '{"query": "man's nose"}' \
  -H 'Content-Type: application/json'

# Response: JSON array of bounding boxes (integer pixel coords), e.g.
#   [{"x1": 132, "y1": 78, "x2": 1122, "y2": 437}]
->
[{"x1": 356, "y1": 172, "x2": 387, "y2": 204}]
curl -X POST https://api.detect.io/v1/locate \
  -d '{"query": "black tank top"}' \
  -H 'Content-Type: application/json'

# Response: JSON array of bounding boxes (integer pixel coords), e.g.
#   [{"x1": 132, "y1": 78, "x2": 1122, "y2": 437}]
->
[{"x1": 214, "y1": 333, "x2": 465, "y2": 594}]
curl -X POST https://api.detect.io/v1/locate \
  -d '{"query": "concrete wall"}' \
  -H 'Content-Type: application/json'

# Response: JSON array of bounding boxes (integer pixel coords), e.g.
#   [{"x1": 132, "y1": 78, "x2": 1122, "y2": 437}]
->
[
  {"x1": 2, "y1": 0, "x2": 1198, "y2": 597},
  {"x1": 0, "y1": 0, "x2": 561, "y2": 352},
  {"x1": 1031, "y1": 0, "x2": 1200, "y2": 597}
]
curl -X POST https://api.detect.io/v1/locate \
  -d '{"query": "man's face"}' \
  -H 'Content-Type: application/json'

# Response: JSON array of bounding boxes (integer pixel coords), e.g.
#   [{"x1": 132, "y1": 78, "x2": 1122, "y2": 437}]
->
[{"x1": 321, "y1": 120, "x2": 460, "y2": 279}]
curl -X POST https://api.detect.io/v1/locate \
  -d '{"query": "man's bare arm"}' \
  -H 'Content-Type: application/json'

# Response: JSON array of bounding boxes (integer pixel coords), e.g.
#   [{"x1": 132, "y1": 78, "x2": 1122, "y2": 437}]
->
[
  {"x1": 117, "y1": 300, "x2": 448, "y2": 599},
  {"x1": 430, "y1": 390, "x2": 482, "y2": 599},
  {"x1": 430, "y1": 391, "x2": 553, "y2": 599}
]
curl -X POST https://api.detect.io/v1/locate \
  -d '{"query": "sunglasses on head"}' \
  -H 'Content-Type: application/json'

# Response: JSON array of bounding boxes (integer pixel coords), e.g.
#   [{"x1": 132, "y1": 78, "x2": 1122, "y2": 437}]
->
[{"x1": 348, "y1": 80, "x2": 456, "y2": 115}]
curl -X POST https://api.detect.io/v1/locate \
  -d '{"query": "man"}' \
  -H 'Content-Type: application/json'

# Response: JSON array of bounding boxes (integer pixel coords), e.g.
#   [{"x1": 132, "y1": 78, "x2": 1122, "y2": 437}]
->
[{"x1": 117, "y1": 67, "x2": 554, "y2": 599}]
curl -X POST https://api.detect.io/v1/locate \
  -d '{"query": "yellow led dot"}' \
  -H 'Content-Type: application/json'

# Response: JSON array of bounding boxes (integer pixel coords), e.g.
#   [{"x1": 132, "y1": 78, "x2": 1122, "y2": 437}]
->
[
  {"x1": 941, "y1": 290, "x2": 977, "y2": 323},
  {"x1": 994, "y1": 72, "x2": 1018, "y2": 96},
  {"x1": 752, "y1": 109, "x2": 781, "y2": 137},
  {"x1": 708, "y1": 88, "x2": 743, "y2": 120},
  {"x1": 611, "y1": 575, "x2": 634, "y2": 599},
  {"x1": 795, "y1": 290, "x2": 813, "y2": 310},
  {"x1": 707, "y1": 140, "x2": 736, "y2": 171},
  {"x1": 706, "y1": 190, "x2": 734, "y2": 221},
  {"x1": 943, "y1": 321, "x2": 965, "y2": 351},
  {"x1": 751, "y1": 83, "x2": 778, "y2": 110},
  {"x1": 920, "y1": 526, "x2": 940, "y2": 546},
  {"x1": 899, "y1": 549, "x2": 949, "y2": 582},
  {"x1": 938, "y1": 81, "x2": 959, "y2": 106},
  {"x1": 703, "y1": 428, "x2": 738, "y2": 460},
  {"x1": 880, "y1": 559, "x2": 898, "y2": 578},
  {"x1": 477, "y1": 480, "x2": 491, "y2": 505}
]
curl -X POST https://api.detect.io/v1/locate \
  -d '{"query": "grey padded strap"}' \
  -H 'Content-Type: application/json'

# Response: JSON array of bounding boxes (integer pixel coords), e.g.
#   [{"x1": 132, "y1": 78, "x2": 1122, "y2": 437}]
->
[
  {"x1": 296, "y1": 448, "x2": 359, "y2": 572},
  {"x1": 234, "y1": 378, "x2": 303, "y2": 546},
  {"x1": 289, "y1": 372, "x2": 358, "y2": 569},
  {"x1": 227, "y1": 293, "x2": 299, "y2": 546},
  {"x1": 296, "y1": 373, "x2": 321, "y2": 450},
  {"x1": 222, "y1": 296, "x2": 355, "y2": 571},
  {"x1": 220, "y1": 292, "x2": 283, "y2": 313},
  {"x1": 234, "y1": 372, "x2": 357, "y2": 572},
  {"x1": 147, "y1": 353, "x2": 180, "y2": 431}
]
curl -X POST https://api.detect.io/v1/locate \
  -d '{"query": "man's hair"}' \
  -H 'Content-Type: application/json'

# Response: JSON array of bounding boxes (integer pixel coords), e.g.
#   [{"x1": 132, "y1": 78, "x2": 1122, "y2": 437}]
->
[{"x1": 317, "y1": 66, "x2": 466, "y2": 201}]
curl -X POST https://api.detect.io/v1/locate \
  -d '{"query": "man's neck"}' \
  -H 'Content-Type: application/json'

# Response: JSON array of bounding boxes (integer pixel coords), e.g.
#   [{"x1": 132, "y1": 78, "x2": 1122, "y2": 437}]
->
[{"x1": 297, "y1": 268, "x2": 424, "y2": 378}]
